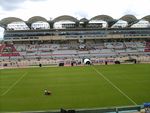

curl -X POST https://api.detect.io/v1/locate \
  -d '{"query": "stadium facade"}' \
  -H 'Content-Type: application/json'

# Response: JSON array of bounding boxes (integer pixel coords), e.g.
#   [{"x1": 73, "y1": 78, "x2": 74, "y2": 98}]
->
[{"x1": 0, "y1": 14, "x2": 150, "y2": 67}]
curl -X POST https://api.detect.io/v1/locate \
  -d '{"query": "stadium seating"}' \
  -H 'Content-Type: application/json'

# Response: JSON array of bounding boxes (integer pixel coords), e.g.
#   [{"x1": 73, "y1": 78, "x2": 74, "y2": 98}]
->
[
  {"x1": 124, "y1": 42, "x2": 137, "y2": 48},
  {"x1": 1, "y1": 40, "x2": 150, "y2": 61},
  {"x1": 0, "y1": 44, "x2": 20, "y2": 57},
  {"x1": 144, "y1": 41, "x2": 150, "y2": 52}
]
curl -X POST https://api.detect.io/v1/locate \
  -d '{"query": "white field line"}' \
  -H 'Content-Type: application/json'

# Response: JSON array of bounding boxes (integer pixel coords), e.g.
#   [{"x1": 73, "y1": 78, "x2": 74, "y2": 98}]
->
[
  {"x1": 92, "y1": 66, "x2": 137, "y2": 105},
  {"x1": 1, "y1": 72, "x2": 28, "y2": 96}
]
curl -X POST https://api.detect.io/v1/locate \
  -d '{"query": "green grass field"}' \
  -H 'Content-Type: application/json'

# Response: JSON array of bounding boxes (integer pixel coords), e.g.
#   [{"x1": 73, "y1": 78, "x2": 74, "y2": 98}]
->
[{"x1": 0, "y1": 64, "x2": 150, "y2": 112}]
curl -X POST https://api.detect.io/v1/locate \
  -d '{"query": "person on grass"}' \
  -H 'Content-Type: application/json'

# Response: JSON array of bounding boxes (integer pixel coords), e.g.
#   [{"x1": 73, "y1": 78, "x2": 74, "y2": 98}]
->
[{"x1": 44, "y1": 89, "x2": 51, "y2": 95}]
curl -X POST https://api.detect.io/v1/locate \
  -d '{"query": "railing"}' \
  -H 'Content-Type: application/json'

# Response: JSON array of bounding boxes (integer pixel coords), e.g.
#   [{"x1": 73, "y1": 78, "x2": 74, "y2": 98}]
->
[{"x1": 20, "y1": 105, "x2": 142, "y2": 113}]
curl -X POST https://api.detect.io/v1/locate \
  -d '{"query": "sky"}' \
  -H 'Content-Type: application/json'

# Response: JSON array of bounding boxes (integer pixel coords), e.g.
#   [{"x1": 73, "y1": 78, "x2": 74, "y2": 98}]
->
[{"x1": 0, "y1": 0, "x2": 150, "y2": 39}]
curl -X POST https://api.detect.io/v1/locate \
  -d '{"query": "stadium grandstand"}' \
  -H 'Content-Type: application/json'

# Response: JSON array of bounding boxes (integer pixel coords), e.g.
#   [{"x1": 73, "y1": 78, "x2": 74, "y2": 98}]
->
[
  {"x1": 0, "y1": 14, "x2": 150, "y2": 68},
  {"x1": 0, "y1": 14, "x2": 150, "y2": 113}
]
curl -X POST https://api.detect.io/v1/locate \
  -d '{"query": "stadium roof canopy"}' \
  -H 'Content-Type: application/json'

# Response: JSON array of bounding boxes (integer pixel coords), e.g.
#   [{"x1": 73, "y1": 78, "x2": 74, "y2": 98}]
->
[
  {"x1": 79, "y1": 18, "x2": 89, "y2": 23},
  {"x1": 120, "y1": 15, "x2": 137, "y2": 22},
  {"x1": 0, "y1": 17, "x2": 24, "y2": 28},
  {"x1": 90, "y1": 15, "x2": 116, "y2": 27},
  {"x1": 53, "y1": 15, "x2": 78, "y2": 23},
  {"x1": 142, "y1": 15, "x2": 150, "y2": 22},
  {"x1": 28, "y1": 16, "x2": 48, "y2": 24},
  {"x1": 118, "y1": 15, "x2": 138, "y2": 27},
  {"x1": 0, "y1": 15, "x2": 150, "y2": 29},
  {"x1": 90, "y1": 15, "x2": 114, "y2": 22}
]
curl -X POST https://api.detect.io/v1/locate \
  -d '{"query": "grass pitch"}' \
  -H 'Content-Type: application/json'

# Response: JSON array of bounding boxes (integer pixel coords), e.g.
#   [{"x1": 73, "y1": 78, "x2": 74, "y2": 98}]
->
[{"x1": 0, "y1": 64, "x2": 150, "y2": 112}]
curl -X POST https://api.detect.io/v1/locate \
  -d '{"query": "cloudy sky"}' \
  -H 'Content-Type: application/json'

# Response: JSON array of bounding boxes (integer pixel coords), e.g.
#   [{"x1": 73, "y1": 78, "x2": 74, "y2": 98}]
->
[{"x1": 0, "y1": 0, "x2": 150, "y2": 39}]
